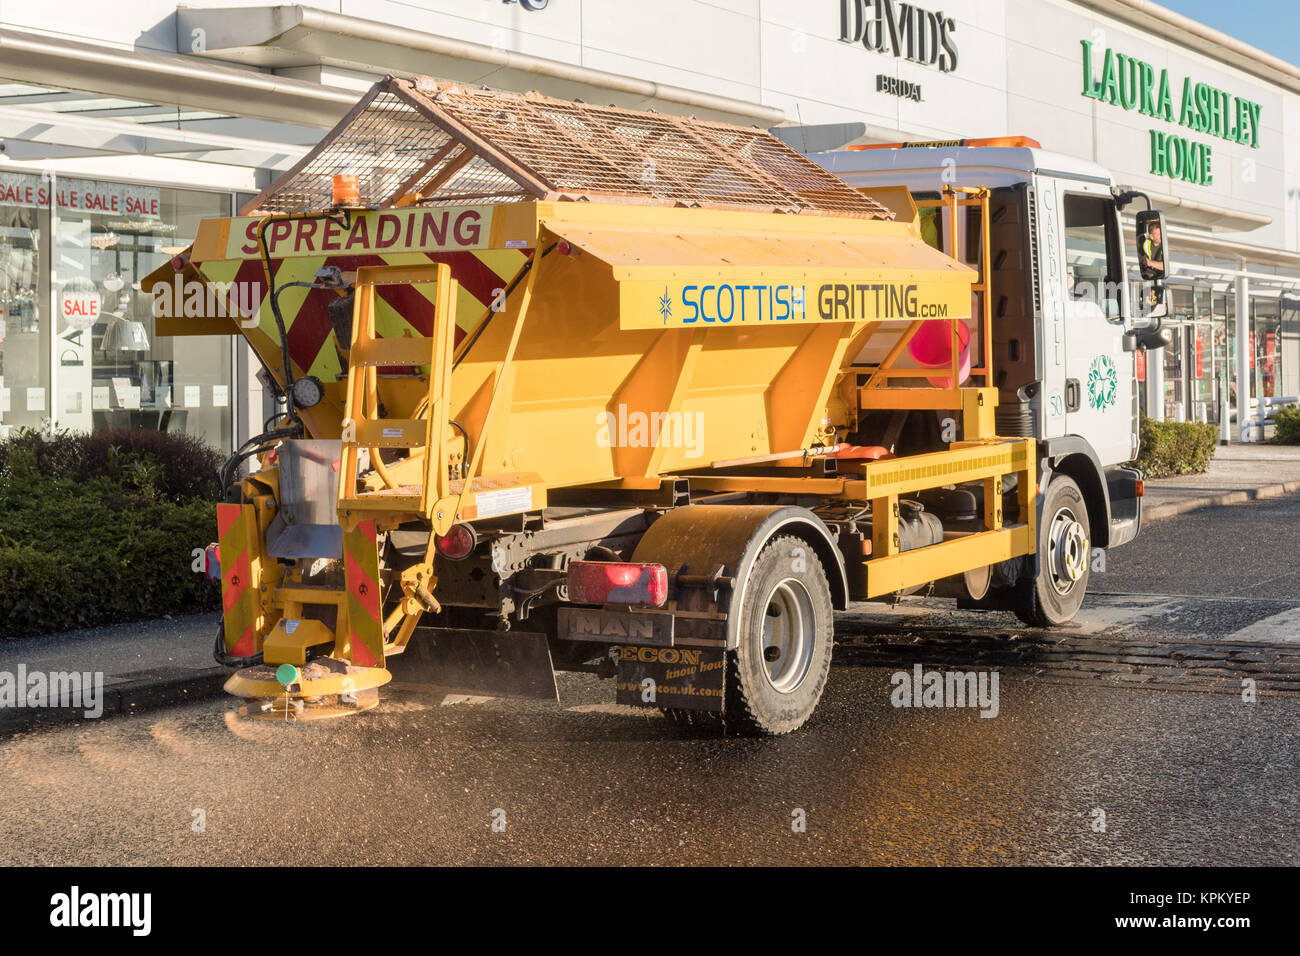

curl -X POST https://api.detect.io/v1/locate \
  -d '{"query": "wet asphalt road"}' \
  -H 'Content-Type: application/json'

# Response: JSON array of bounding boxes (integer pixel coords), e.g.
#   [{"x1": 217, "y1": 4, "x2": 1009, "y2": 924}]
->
[{"x1": 1, "y1": 498, "x2": 1298, "y2": 866}]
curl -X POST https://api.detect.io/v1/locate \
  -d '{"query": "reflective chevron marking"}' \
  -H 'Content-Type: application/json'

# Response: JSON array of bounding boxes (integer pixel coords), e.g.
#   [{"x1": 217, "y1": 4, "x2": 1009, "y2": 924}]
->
[
  {"x1": 344, "y1": 519, "x2": 384, "y2": 667},
  {"x1": 217, "y1": 503, "x2": 258, "y2": 658}
]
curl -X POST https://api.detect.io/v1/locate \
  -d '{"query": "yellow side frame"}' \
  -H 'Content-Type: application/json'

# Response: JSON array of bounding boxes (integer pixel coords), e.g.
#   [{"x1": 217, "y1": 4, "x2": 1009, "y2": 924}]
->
[{"x1": 858, "y1": 437, "x2": 1036, "y2": 597}]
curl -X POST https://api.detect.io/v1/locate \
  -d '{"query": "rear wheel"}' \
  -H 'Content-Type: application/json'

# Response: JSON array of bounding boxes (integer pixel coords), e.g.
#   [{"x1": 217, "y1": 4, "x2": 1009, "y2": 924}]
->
[
  {"x1": 723, "y1": 535, "x2": 835, "y2": 735},
  {"x1": 1014, "y1": 475, "x2": 1091, "y2": 626}
]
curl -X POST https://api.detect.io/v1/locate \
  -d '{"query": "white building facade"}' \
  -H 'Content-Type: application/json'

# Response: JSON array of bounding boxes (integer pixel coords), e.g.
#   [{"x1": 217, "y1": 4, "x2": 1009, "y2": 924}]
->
[{"x1": 1, "y1": 0, "x2": 1297, "y2": 450}]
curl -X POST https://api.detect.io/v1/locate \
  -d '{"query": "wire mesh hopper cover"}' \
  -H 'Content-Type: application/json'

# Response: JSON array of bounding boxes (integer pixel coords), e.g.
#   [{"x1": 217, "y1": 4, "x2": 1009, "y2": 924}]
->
[{"x1": 242, "y1": 76, "x2": 894, "y2": 221}]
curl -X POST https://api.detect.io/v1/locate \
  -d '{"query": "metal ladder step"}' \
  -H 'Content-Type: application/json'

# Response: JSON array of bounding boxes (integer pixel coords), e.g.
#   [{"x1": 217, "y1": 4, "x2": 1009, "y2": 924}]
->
[
  {"x1": 336, "y1": 262, "x2": 457, "y2": 528},
  {"x1": 351, "y1": 335, "x2": 435, "y2": 369}
]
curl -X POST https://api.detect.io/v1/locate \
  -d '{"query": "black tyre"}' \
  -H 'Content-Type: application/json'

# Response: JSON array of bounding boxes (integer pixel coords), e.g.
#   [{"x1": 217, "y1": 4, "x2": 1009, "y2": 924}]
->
[
  {"x1": 723, "y1": 534, "x2": 835, "y2": 735},
  {"x1": 1014, "y1": 475, "x2": 1091, "y2": 627}
]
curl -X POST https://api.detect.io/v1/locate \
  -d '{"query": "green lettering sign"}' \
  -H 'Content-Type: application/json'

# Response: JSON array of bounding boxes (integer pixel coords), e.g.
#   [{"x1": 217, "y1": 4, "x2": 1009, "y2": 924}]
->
[{"x1": 1080, "y1": 39, "x2": 1260, "y2": 187}]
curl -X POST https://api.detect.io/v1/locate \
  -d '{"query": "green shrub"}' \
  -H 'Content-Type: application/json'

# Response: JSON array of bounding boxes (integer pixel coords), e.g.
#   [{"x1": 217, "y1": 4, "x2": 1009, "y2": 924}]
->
[
  {"x1": 1273, "y1": 406, "x2": 1300, "y2": 444},
  {"x1": 0, "y1": 546, "x2": 75, "y2": 639},
  {"x1": 1132, "y1": 417, "x2": 1219, "y2": 478},
  {"x1": 0, "y1": 427, "x2": 221, "y2": 501},
  {"x1": 0, "y1": 429, "x2": 222, "y2": 639}
]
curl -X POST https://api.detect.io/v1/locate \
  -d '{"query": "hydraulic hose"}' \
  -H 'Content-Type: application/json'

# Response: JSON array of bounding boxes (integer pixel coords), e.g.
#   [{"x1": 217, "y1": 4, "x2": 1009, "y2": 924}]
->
[
  {"x1": 255, "y1": 209, "x2": 353, "y2": 429},
  {"x1": 452, "y1": 242, "x2": 557, "y2": 370},
  {"x1": 219, "y1": 424, "x2": 301, "y2": 495}
]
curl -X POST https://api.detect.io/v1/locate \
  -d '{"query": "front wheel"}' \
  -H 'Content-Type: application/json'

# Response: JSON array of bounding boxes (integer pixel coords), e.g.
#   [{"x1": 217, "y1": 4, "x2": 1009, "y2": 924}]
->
[
  {"x1": 1014, "y1": 475, "x2": 1091, "y2": 626},
  {"x1": 724, "y1": 535, "x2": 835, "y2": 735}
]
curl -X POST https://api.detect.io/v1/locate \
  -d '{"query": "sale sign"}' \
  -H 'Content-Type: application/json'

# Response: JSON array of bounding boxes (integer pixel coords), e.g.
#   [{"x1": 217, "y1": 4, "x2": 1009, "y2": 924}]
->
[
  {"x1": 0, "y1": 172, "x2": 159, "y2": 219},
  {"x1": 59, "y1": 283, "x2": 101, "y2": 332},
  {"x1": 0, "y1": 172, "x2": 49, "y2": 207},
  {"x1": 55, "y1": 178, "x2": 160, "y2": 219}
]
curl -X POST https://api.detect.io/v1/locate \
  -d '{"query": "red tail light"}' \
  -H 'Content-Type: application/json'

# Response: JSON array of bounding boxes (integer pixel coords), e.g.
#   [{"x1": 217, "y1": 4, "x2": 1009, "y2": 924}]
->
[
  {"x1": 171, "y1": 251, "x2": 191, "y2": 271},
  {"x1": 435, "y1": 523, "x2": 477, "y2": 560},
  {"x1": 567, "y1": 561, "x2": 668, "y2": 607}
]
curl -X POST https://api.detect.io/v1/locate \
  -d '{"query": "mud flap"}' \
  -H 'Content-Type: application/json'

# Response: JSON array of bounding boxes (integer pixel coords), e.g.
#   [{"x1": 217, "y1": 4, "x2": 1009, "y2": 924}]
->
[
  {"x1": 388, "y1": 627, "x2": 559, "y2": 702},
  {"x1": 343, "y1": 519, "x2": 385, "y2": 667},
  {"x1": 217, "y1": 503, "x2": 261, "y2": 658},
  {"x1": 615, "y1": 646, "x2": 725, "y2": 712}
]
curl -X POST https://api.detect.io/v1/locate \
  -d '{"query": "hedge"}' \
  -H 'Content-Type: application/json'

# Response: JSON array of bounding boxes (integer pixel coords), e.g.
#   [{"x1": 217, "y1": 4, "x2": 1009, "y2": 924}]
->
[
  {"x1": 1273, "y1": 406, "x2": 1300, "y2": 444},
  {"x1": 0, "y1": 427, "x2": 222, "y2": 502},
  {"x1": 0, "y1": 429, "x2": 221, "y2": 639},
  {"x1": 1132, "y1": 417, "x2": 1219, "y2": 479}
]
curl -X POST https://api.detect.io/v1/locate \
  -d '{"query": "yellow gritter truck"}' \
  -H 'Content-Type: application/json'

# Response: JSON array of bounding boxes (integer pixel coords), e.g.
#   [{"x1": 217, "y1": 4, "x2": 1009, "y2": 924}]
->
[{"x1": 146, "y1": 76, "x2": 1162, "y2": 734}]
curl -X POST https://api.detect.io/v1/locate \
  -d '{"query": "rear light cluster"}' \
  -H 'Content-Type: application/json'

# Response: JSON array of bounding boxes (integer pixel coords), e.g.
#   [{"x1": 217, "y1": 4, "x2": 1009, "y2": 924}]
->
[
  {"x1": 567, "y1": 561, "x2": 668, "y2": 608},
  {"x1": 204, "y1": 543, "x2": 221, "y2": 581},
  {"x1": 435, "y1": 523, "x2": 477, "y2": 560}
]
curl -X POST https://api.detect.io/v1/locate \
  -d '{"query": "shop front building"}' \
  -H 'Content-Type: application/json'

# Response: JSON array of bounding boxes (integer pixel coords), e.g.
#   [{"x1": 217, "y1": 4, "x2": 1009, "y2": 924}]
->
[
  {"x1": 0, "y1": 174, "x2": 239, "y2": 450},
  {"x1": 2, "y1": 0, "x2": 1299, "y2": 448}
]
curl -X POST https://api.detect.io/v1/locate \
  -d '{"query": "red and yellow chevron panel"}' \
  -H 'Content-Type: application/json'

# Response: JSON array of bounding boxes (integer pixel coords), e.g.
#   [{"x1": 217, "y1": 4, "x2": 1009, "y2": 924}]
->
[
  {"x1": 216, "y1": 503, "x2": 260, "y2": 658},
  {"x1": 343, "y1": 519, "x2": 385, "y2": 667},
  {"x1": 198, "y1": 249, "x2": 528, "y2": 385}
]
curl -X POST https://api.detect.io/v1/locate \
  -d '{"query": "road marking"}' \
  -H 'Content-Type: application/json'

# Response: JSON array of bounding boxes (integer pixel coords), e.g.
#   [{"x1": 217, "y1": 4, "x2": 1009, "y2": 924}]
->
[
  {"x1": 438, "y1": 694, "x2": 495, "y2": 706},
  {"x1": 386, "y1": 682, "x2": 495, "y2": 705},
  {"x1": 566, "y1": 703, "x2": 663, "y2": 718},
  {"x1": 1073, "y1": 595, "x2": 1179, "y2": 634},
  {"x1": 1224, "y1": 606, "x2": 1300, "y2": 644}
]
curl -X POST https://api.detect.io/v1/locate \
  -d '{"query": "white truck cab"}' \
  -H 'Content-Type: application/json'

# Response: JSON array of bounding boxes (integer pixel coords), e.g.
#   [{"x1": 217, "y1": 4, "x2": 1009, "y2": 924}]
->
[{"x1": 816, "y1": 142, "x2": 1171, "y2": 622}]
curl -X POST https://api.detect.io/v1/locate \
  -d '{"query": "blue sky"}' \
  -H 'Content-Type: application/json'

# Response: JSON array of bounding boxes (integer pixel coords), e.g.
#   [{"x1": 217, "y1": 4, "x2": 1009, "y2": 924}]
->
[{"x1": 1161, "y1": 1, "x2": 1300, "y2": 68}]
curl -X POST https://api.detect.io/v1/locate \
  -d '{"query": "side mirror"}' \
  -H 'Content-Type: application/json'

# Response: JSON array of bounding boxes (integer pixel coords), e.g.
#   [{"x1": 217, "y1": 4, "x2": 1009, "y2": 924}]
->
[
  {"x1": 1136, "y1": 209, "x2": 1167, "y2": 282},
  {"x1": 1127, "y1": 323, "x2": 1172, "y2": 351},
  {"x1": 1123, "y1": 317, "x2": 1175, "y2": 351},
  {"x1": 1141, "y1": 280, "x2": 1168, "y2": 318}
]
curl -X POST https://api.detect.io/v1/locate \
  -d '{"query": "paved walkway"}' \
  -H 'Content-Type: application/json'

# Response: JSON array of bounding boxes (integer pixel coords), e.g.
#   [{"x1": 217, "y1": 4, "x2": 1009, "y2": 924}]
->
[
  {"x1": 0, "y1": 614, "x2": 224, "y2": 730},
  {"x1": 1143, "y1": 442, "x2": 1300, "y2": 520},
  {"x1": 3, "y1": 441, "x2": 1298, "y2": 731}
]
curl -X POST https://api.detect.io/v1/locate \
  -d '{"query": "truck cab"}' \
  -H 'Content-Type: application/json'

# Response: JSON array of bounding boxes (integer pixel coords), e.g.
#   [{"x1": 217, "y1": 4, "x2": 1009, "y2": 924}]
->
[{"x1": 817, "y1": 142, "x2": 1168, "y2": 597}]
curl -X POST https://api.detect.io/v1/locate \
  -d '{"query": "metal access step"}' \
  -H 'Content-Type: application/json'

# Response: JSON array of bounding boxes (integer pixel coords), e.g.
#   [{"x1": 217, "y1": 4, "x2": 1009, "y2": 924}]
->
[
  {"x1": 350, "y1": 334, "x2": 434, "y2": 369},
  {"x1": 342, "y1": 483, "x2": 423, "y2": 513},
  {"x1": 350, "y1": 419, "x2": 428, "y2": 448},
  {"x1": 336, "y1": 262, "x2": 457, "y2": 529}
]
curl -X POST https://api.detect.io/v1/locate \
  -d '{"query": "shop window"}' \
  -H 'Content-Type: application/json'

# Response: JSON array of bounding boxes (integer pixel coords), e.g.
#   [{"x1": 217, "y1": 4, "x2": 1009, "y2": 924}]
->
[
  {"x1": 1282, "y1": 295, "x2": 1300, "y2": 399},
  {"x1": 1251, "y1": 296, "x2": 1281, "y2": 402},
  {"x1": 1188, "y1": 287, "x2": 1216, "y2": 423},
  {"x1": 1224, "y1": 293, "x2": 1237, "y2": 411},
  {"x1": 1163, "y1": 288, "x2": 1193, "y2": 421},
  {"x1": 1211, "y1": 291, "x2": 1231, "y2": 423},
  {"x1": 53, "y1": 181, "x2": 233, "y2": 453},
  {"x1": 0, "y1": 174, "x2": 50, "y2": 438},
  {"x1": 1062, "y1": 193, "x2": 1122, "y2": 319}
]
